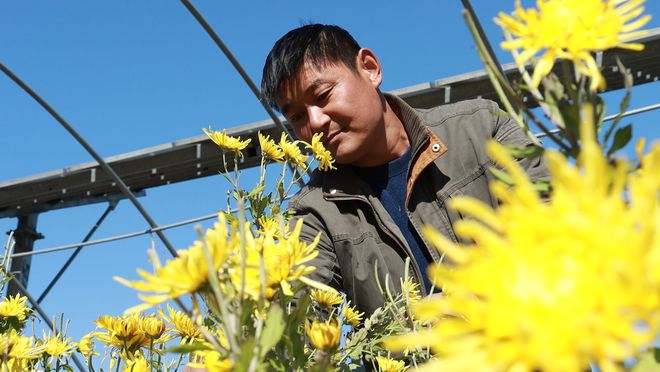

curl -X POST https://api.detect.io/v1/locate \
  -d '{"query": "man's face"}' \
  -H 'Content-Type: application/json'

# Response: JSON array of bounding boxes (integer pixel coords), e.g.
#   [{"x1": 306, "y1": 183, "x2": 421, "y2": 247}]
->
[{"x1": 276, "y1": 50, "x2": 386, "y2": 166}]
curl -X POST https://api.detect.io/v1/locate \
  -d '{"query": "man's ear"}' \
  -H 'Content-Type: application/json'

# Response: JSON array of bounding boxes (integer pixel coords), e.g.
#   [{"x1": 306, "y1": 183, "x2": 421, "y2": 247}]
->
[{"x1": 356, "y1": 48, "x2": 382, "y2": 88}]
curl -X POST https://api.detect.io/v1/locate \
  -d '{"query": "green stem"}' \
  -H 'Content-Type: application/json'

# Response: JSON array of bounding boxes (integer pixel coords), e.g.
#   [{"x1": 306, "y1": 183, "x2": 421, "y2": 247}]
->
[
  {"x1": 463, "y1": 10, "x2": 541, "y2": 147},
  {"x1": 237, "y1": 198, "x2": 247, "y2": 301},
  {"x1": 247, "y1": 251, "x2": 268, "y2": 372}
]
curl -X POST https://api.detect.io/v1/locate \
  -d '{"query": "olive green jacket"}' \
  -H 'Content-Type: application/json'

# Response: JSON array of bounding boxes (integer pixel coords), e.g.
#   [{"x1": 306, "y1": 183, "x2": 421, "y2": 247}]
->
[{"x1": 288, "y1": 94, "x2": 549, "y2": 316}]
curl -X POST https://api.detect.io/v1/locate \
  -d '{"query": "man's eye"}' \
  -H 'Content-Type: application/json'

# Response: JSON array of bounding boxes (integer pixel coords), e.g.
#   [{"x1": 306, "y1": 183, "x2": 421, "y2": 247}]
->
[
  {"x1": 289, "y1": 112, "x2": 304, "y2": 123},
  {"x1": 317, "y1": 90, "x2": 330, "y2": 102}
]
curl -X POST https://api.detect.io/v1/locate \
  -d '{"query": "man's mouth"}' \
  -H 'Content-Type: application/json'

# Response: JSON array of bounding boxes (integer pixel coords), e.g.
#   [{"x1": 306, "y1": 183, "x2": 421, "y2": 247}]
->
[{"x1": 325, "y1": 131, "x2": 339, "y2": 147}]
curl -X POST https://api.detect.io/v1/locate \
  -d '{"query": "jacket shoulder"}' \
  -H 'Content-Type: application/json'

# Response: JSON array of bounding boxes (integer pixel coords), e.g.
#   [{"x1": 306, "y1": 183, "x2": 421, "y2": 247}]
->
[
  {"x1": 287, "y1": 169, "x2": 325, "y2": 211},
  {"x1": 415, "y1": 98, "x2": 500, "y2": 127}
]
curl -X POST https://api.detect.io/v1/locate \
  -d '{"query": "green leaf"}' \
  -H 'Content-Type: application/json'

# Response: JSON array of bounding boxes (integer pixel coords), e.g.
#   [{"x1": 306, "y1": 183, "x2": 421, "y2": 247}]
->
[
  {"x1": 248, "y1": 185, "x2": 266, "y2": 199},
  {"x1": 235, "y1": 337, "x2": 256, "y2": 372},
  {"x1": 233, "y1": 189, "x2": 248, "y2": 202},
  {"x1": 604, "y1": 57, "x2": 633, "y2": 144},
  {"x1": 593, "y1": 94, "x2": 606, "y2": 129},
  {"x1": 222, "y1": 211, "x2": 237, "y2": 224},
  {"x1": 277, "y1": 180, "x2": 286, "y2": 201},
  {"x1": 532, "y1": 180, "x2": 551, "y2": 195},
  {"x1": 488, "y1": 167, "x2": 515, "y2": 186},
  {"x1": 259, "y1": 304, "x2": 286, "y2": 358},
  {"x1": 240, "y1": 299, "x2": 257, "y2": 331},
  {"x1": 166, "y1": 342, "x2": 211, "y2": 354},
  {"x1": 557, "y1": 100, "x2": 580, "y2": 143},
  {"x1": 607, "y1": 124, "x2": 632, "y2": 157},
  {"x1": 630, "y1": 348, "x2": 660, "y2": 372},
  {"x1": 288, "y1": 292, "x2": 312, "y2": 365},
  {"x1": 503, "y1": 144, "x2": 544, "y2": 160}
]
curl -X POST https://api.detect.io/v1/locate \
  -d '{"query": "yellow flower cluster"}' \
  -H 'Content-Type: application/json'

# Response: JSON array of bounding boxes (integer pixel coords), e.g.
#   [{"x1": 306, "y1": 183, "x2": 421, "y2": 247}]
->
[
  {"x1": 122, "y1": 351, "x2": 149, "y2": 372},
  {"x1": 208, "y1": 128, "x2": 337, "y2": 172},
  {"x1": 41, "y1": 331, "x2": 75, "y2": 359},
  {"x1": 0, "y1": 294, "x2": 32, "y2": 323},
  {"x1": 187, "y1": 350, "x2": 233, "y2": 372},
  {"x1": 307, "y1": 133, "x2": 337, "y2": 171},
  {"x1": 0, "y1": 330, "x2": 45, "y2": 369},
  {"x1": 203, "y1": 128, "x2": 252, "y2": 157},
  {"x1": 375, "y1": 355, "x2": 407, "y2": 372},
  {"x1": 76, "y1": 332, "x2": 97, "y2": 357},
  {"x1": 159, "y1": 304, "x2": 203, "y2": 343},
  {"x1": 400, "y1": 277, "x2": 422, "y2": 304},
  {"x1": 385, "y1": 123, "x2": 660, "y2": 371},
  {"x1": 311, "y1": 288, "x2": 344, "y2": 308},
  {"x1": 495, "y1": 0, "x2": 650, "y2": 91},
  {"x1": 341, "y1": 301, "x2": 364, "y2": 327},
  {"x1": 229, "y1": 218, "x2": 330, "y2": 300},
  {"x1": 94, "y1": 313, "x2": 168, "y2": 354},
  {"x1": 258, "y1": 132, "x2": 285, "y2": 163},
  {"x1": 119, "y1": 212, "x2": 335, "y2": 312},
  {"x1": 305, "y1": 318, "x2": 341, "y2": 351},
  {"x1": 279, "y1": 133, "x2": 309, "y2": 170},
  {"x1": 256, "y1": 215, "x2": 288, "y2": 239}
]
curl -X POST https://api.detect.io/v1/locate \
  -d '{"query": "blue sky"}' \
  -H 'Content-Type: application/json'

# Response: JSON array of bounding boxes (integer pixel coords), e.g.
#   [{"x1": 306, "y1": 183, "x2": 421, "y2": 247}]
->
[{"x1": 1, "y1": 1, "x2": 659, "y2": 342}]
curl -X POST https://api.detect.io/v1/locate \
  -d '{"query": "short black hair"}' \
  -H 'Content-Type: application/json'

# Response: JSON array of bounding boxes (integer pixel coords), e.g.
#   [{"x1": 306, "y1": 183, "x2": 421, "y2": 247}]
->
[{"x1": 261, "y1": 24, "x2": 361, "y2": 111}]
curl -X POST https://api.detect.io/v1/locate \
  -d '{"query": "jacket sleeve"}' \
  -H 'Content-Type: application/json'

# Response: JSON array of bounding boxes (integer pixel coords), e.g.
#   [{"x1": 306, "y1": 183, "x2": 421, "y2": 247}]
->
[
  {"x1": 489, "y1": 102, "x2": 551, "y2": 183},
  {"x1": 291, "y1": 208, "x2": 344, "y2": 291}
]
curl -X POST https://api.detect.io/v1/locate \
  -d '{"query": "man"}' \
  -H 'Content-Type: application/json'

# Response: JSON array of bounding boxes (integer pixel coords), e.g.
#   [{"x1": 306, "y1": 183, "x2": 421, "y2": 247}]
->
[{"x1": 261, "y1": 24, "x2": 548, "y2": 317}]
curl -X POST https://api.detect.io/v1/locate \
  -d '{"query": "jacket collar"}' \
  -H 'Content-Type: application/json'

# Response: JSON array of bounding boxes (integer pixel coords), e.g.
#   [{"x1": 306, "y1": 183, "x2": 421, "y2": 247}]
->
[{"x1": 384, "y1": 93, "x2": 432, "y2": 163}]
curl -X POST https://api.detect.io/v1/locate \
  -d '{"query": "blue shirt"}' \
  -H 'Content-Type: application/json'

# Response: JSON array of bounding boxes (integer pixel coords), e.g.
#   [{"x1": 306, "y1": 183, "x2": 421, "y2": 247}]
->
[{"x1": 354, "y1": 147, "x2": 434, "y2": 291}]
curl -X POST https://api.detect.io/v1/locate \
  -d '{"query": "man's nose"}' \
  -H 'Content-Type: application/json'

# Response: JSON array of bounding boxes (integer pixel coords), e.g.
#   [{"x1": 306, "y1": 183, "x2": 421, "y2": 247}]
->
[{"x1": 307, "y1": 106, "x2": 330, "y2": 130}]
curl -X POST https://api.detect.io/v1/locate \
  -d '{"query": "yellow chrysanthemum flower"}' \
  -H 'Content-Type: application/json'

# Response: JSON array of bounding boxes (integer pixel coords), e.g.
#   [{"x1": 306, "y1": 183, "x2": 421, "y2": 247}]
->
[
  {"x1": 94, "y1": 313, "x2": 168, "y2": 353},
  {"x1": 495, "y1": 0, "x2": 650, "y2": 91},
  {"x1": 229, "y1": 218, "x2": 334, "y2": 300},
  {"x1": 385, "y1": 122, "x2": 660, "y2": 371},
  {"x1": 159, "y1": 304, "x2": 203, "y2": 343},
  {"x1": 400, "y1": 277, "x2": 422, "y2": 304},
  {"x1": 203, "y1": 128, "x2": 252, "y2": 157},
  {"x1": 138, "y1": 314, "x2": 166, "y2": 339},
  {"x1": 41, "y1": 332, "x2": 75, "y2": 358},
  {"x1": 76, "y1": 332, "x2": 97, "y2": 357},
  {"x1": 375, "y1": 356, "x2": 407, "y2": 372},
  {"x1": 306, "y1": 132, "x2": 336, "y2": 171},
  {"x1": 0, "y1": 330, "x2": 45, "y2": 361},
  {"x1": 115, "y1": 214, "x2": 232, "y2": 313},
  {"x1": 190, "y1": 350, "x2": 233, "y2": 372},
  {"x1": 122, "y1": 351, "x2": 149, "y2": 372},
  {"x1": 0, "y1": 294, "x2": 32, "y2": 323},
  {"x1": 258, "y1": 132, "x2": 285, "y2": 163},
  {"x1": 95, "y1": 314, "x2": 148, "y2": 353},
  {"x1": 305, "y1": 318, "x2": 341, "y2": 351},
  {"x1": 341, "y1": 301, "x2": 364, "y2": 327},
  {"x1": 256, "y1": 215, "x2": 288, "y2": 239},
  {"x1": 311, "y1": 288, "x2": 344, "y2": 308},
  {"x1": 279, "y1": 133, "x2": 309, "y2": 170}
]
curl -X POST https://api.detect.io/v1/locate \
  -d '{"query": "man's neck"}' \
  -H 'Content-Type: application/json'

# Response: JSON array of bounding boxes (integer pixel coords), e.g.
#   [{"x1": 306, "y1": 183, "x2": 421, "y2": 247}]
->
[{"x1": 351, "y1": 98, "x2": 410, "y2": 167}]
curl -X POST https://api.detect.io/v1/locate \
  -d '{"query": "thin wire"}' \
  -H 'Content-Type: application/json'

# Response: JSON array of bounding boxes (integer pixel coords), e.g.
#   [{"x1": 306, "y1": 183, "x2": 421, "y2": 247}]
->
[
  {"x1": 11, "y1": 278, "x2": 86, "y2": 371},
  {"x1": 10, "y1": 212, "x2": 217, "y2": 258},
  {"x1": 0, "y1": 62, "x2": 178, "y2": 258},
  {"x1": 179, "y1": 0, "x2": 291, "y2": 138},
  {"x1": 535, "y1": 102, "x2": 660, "y2": 138},
  {"x1": 37, "y1": 201, "x2": 117, "y2": 304},
  {"x1": 11, "y1": 192, "x2": 294, "y2": 259},
  {"x1": 179, "y1": 0, "x2": 305, "y2": 186}
]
